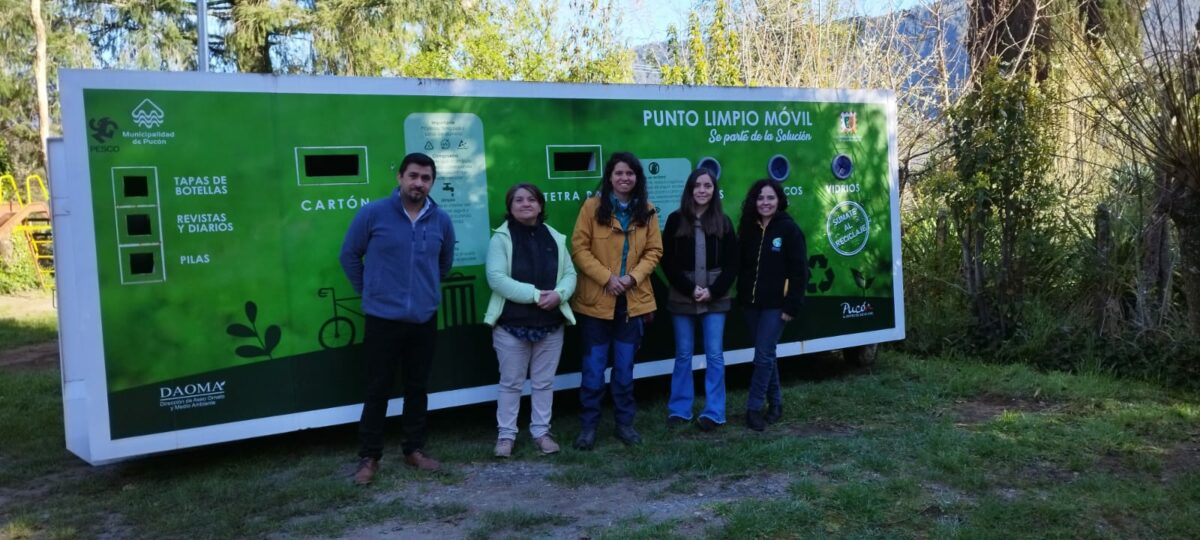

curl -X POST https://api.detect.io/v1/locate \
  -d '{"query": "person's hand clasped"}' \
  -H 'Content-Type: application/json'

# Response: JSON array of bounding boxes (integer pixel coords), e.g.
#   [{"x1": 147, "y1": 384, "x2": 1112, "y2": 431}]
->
[
  {"x1": 536, "y1": 290, "x2": 561, "y2": 310},
  {"x1": 694, "y1": 287, "x2": 711, "y2": 303},
  {"x1": 605, "y1": 275, "x2": 626, "y2": 296},
  {"x1": 781, "y1": 312, "x2": 794, "y2": 322}
]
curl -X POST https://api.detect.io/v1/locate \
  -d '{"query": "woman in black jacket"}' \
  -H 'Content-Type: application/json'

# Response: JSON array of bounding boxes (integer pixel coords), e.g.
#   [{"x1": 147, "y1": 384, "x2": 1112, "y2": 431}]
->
[
  {"x1": 736, "y1": 179, "x2": 807, "y2": 431},
  {"x1": 662, "y1": 168, "x2": 738, "y2": 431}
]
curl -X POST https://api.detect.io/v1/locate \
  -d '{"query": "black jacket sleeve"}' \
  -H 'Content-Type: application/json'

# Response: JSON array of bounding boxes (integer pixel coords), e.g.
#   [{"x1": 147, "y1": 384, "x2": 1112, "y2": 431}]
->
[
  {"x1": 782, "y1": 222, "x2": 808, "y2": 317},
  {"x1": 662, "y1": 212, "x2": 696, "y2": 296},
  {"x1": 709, "y1": 217, "x2": 739, "y2": 299}
]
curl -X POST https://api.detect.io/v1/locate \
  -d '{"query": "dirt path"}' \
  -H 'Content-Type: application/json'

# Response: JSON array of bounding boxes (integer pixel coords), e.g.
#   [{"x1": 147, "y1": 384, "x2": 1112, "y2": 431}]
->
[
  {"x1": 0, "y1": 340, "x2": 58, "y2": 367},
  {"x1": 334, "y1": 462, "x2": 792, "y2": 539}
]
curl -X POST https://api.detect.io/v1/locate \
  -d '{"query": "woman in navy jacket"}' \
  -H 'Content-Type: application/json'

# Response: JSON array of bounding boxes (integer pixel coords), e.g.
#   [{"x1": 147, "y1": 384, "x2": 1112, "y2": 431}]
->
[{"x1": 736, "y1": 179, "x2": 807, "y2": 431}]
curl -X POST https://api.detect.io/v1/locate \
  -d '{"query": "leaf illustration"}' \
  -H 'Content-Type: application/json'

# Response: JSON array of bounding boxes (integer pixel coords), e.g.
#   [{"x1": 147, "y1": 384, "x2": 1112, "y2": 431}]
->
[
  {"x1": 226, "y1": 323, "x2": 256, "y2": 338},
  {"x1": 264, "y1": 325, "x2": 281, "y2": 354},
  {"x1": 236, "y1": 345, "x2": 266, "y2": 358},
  {"x1": 865, "y1": 278, "x2": 875, "y2": 290},
  {"x1": 820, "y1": 280, "x2": 833, "y2": 292},
  {"x1": 851, "y1": 268, "x2": 866, "y2": 289},
  {"x1": 245, "y1": 301, "x2": 258, "y2": 324}
]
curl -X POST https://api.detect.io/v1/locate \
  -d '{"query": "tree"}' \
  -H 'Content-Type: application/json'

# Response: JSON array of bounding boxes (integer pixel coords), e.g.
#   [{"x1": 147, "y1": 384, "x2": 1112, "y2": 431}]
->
[
  {"x1": 211, "y1": 0, "x2": 308, "y2": 73},
  {"x1": 72, "y1": 0, "x2": 196, "y2": 70},
  {"x1": 455, "y1": 0, "x2": 563, "y2": 81},
  {"x1": 0, "y1": 0, "x2": 91, "y2": 178},
  {"x1": 1061, "y1": 0, "x2": 1200, "y2": 332},
  {"x1": 932, "y1": 59, "x2": 1058, "y2": 340},
  {"x1": 559, "y1": 0, "x2": 633, "y2": 83},
  {"x1": 968, "y1": 0, "x2": 1054, "y2": 81},
  {"x1": 32, "y1": 0, "x2": 49, "y2": 171},
  {"x1": 309, "y1": 0, "x2": 470, "y2": 77},
  {"x1": 0, "y1": 138, "x2": 11, "y2": 174},
  {"x1": 660, "y1": 23, "x2": 688, "y2": 85},
  {"x1": 656, "y1": 0, "x2": 741, "y2": 86},
  {"x1": 708, "y1": 0, "x2": 741, "y2": 86},
  {"x1": 686, "y1": 11, "x2": 709, "y2": 84}
]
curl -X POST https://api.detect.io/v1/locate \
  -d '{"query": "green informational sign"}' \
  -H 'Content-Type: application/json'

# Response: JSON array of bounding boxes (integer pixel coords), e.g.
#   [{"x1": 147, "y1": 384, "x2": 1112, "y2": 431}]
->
[{"x1": 53, "y1": 70, "x2": 904, "y2": 464}]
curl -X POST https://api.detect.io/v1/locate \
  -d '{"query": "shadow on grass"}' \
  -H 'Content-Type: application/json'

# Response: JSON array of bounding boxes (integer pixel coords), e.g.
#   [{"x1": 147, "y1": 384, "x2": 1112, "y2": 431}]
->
[{"x1": 0, "y1": 314, "x2": 57, "y2": 352}]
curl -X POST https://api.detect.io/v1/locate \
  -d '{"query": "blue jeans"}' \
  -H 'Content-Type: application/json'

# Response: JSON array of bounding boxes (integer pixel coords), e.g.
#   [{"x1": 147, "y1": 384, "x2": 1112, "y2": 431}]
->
[
  {"x1": 668, "y1": 312, "x2": 727, "y2": 423},
  {"x1": 577, "y1": 306, "x2": 644, "y2": 430},
  {"x1": 744, "y1": 308, "x2": 786, "y2": 413}
]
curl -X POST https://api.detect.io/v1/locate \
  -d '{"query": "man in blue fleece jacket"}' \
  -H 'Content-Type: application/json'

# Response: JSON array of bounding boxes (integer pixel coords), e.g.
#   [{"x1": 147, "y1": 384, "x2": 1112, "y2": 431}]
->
[{"x1": 340, "y1": 152, "x2": 456, "y2": 485}]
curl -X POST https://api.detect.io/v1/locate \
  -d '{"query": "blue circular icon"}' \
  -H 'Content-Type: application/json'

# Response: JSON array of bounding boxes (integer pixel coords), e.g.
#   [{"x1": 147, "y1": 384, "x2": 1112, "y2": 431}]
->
[
  {"x1": 832, "y1": 154, "x2": 854, "y2": 180},
  {"x1": 768, "y1": 154, "x2": 790, "y2": 181},
  {"x1": 697, "y1": 157, "x2": 721, "y2": 180}
]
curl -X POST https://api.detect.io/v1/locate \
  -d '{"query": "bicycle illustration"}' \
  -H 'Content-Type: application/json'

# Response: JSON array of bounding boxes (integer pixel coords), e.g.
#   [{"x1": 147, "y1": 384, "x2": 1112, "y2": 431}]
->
[{"x1": 317, "y1": 287, "x2": 363, "y2": 349}]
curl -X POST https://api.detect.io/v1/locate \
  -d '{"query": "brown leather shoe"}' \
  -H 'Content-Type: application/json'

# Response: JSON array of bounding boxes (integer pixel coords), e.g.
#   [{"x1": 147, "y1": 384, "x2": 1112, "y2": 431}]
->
[
  {"x1": 403, "y1": 450, "x2": 441, "y2": 471},
  {"x1": 494, "y1": 438, "x2": 514, "y2": 458},
  {"x1": 531, "y1": 435, "x2": 560, "y2": 455},
  {"x1": 353, "y1": 457, "x2": 379, "y2": 485}
]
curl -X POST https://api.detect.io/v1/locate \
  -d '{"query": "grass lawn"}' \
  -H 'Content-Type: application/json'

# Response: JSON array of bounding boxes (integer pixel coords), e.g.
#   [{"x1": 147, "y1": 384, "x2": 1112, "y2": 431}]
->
[
  {"x1": 1, "y1": 350, "x2": 1198, "y2": 538},
  {"x1": 0, "y1": 291, "x2": 57, "y2": 350}
]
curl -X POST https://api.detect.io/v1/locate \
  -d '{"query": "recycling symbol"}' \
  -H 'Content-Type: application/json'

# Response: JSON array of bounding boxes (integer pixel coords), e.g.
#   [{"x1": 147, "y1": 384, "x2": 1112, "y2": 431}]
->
[
  {"x1": 851, "y1": 268, "x2": 875, "y2": 293},
  {"x1": 807, "y1": 254, "x2": 834, "y2": 293}
]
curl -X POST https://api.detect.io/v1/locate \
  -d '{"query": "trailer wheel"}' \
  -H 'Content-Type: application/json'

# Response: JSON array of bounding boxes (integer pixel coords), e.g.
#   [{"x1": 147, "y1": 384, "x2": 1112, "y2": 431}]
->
[{"x1": 843, "y1": 344, "x2": 878, "y2": 367}]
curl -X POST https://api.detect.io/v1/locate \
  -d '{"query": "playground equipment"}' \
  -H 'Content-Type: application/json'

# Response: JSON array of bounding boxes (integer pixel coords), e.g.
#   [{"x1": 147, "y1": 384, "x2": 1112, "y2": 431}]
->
[{"x1": 0, "y1": 173, "x2": 54, "y2": 290}]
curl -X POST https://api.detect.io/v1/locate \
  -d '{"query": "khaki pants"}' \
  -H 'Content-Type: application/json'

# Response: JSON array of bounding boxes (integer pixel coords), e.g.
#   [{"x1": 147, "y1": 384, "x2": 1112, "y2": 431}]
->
[{"x1": 493, "y1": 326, "x2": 564, "y2": 439}]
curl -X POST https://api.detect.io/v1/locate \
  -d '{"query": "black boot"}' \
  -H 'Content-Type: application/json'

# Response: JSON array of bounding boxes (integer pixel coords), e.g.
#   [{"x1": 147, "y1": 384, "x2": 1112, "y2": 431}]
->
[
  {"x1": 615, "y1": 424, "x2": 642, "y2": 446},
  {"x1": 573, "y1": 428, "x2": 596, "y2": 450},
  {"x1": 746, "y1": 410, "x2": 766, "y2": 432},
  {"x1": 766, "y1": 402, "x2": 783, "y2": 424}
]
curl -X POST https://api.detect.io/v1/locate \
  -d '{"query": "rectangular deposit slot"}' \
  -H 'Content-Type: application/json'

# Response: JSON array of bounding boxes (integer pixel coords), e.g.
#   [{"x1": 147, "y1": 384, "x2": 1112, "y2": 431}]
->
[
  {"x1": 546, "y1": 145, "x2": 602, "y2": 179},
  {"x1": 295, "y1": 146, "x2": 369, "y2": 186}
]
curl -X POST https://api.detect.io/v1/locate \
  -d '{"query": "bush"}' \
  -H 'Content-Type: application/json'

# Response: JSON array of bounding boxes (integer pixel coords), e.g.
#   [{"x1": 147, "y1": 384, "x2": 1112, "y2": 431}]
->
[
  {"x1": 0, "y1": 232, "x2": 40, "y2": 294},
  {"x1": 899, "y1": 159, "x2": 1199, "y2": 390}
]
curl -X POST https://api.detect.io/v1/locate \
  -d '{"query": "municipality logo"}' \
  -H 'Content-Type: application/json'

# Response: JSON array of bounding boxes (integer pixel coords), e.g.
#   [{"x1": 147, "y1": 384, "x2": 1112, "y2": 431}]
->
[
  {"x1": 648, "y1": 162, "x2": 660, "y2": 175},
  {"x1": 841, "y1": 301, "x2": 874, "y2": 319},
  {"x1": 89, "y1": 117, "x2": 118, "y2": 142},
  {"x1": 132, "y1": 99, "x2": 164, "y2": 128},
  {"x1": 159, "y1": 379, "x2": 227, "y2": 411},
  {"x1": 838, "y1": 111, "x2": 857, "y2": 135}
]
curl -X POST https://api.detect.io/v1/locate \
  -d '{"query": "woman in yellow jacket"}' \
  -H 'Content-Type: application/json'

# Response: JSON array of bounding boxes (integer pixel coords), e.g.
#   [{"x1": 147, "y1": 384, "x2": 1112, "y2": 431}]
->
[{"x1": 570, "y1": 151, "x2": 663, "y2": 450}]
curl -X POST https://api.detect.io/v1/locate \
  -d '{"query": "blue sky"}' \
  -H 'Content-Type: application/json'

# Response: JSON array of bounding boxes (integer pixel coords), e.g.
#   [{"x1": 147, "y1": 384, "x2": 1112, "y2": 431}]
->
[{"x1": 610, "y1": 0, "x2": 925, "y2": 46}]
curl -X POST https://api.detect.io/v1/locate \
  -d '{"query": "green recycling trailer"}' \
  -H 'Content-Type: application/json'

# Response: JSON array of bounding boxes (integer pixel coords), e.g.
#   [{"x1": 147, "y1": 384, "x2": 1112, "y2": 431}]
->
[{"x1": 52, "y1": 69, "x2": 904, "y2": 464}]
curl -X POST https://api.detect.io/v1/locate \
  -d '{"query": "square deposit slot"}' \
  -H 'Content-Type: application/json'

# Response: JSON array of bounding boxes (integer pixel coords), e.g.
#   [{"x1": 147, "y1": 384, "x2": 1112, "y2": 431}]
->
[
  {"x1": 129, "y1": 252, "x2": 155, "y2": 274},
  {"x1": 125, "y1": 214, "x2": 152, "y2": 236},
  {"x1": 123, "y1": 176, "x2": 149, "y2": 198},
  {"x1": 112, "y1": 167, "x2": 159, "y2": 206},
  {"x1": 118, "y1": 245, "x2": 164, "y2": 284}
]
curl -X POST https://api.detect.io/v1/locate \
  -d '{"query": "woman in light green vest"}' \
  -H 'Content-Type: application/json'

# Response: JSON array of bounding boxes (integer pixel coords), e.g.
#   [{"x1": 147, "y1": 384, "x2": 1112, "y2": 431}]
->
[{"x1": 484, "y1": 183, "x2": 576, "y2": 458}]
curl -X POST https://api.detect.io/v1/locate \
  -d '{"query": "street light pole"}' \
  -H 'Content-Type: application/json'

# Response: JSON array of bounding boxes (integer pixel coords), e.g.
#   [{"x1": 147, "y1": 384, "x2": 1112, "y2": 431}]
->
[{"x1": 197, "y1": 0, "x2": 209, "y2": 72}]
